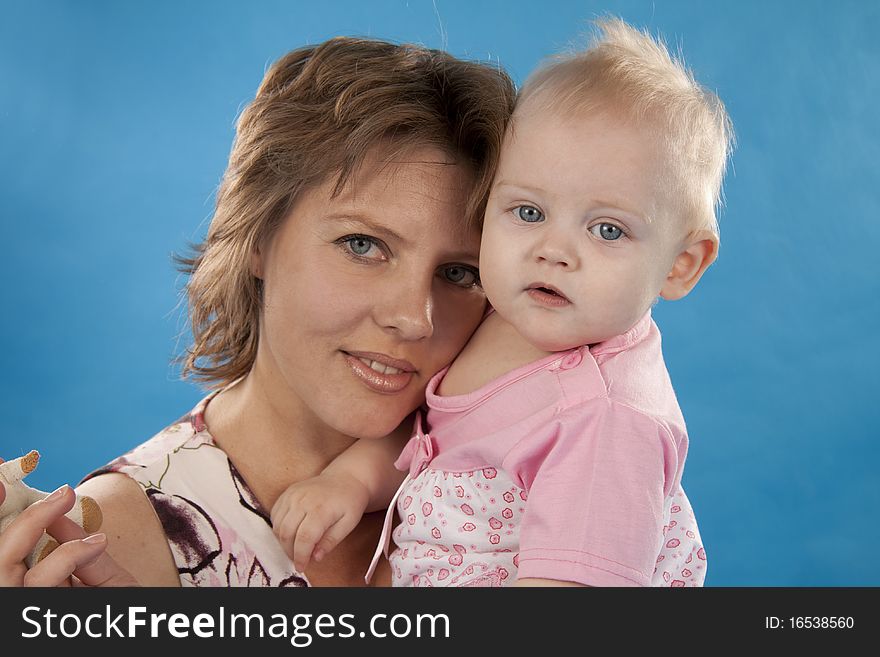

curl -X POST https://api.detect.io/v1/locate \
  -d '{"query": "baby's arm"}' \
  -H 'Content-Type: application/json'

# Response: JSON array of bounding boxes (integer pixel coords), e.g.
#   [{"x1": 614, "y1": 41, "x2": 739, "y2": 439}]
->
[
  {"x1": 271, "y1": 422, "x2": 410, "y2": 572},
  {"x1": 513, "y1": 400, "x2": 672, "y2": 587},
  {"x1": 514, "y1": 578, "x2": 587, "y2": 587}
]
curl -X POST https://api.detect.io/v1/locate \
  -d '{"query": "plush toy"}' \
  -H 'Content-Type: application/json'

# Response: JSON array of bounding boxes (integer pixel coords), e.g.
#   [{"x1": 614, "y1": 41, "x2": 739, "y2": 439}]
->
[{"x1": 0, "y1": 450, "x2": 103, "y2": 567}]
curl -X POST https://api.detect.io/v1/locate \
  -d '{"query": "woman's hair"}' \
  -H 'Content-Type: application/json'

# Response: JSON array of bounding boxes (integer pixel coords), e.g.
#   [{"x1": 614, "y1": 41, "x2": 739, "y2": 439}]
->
[
  {"x1": 517, "y1": 17, "x2": 734, "y2": 236},
  {"x1": 177, "y1": 37, "x2": 516, "y2": 388}
]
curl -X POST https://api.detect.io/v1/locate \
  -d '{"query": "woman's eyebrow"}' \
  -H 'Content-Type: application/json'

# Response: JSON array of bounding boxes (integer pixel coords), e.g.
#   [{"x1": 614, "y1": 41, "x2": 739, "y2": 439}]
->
[{"x1": 323, "y1": 213, "x2": 409, "y2": 246}]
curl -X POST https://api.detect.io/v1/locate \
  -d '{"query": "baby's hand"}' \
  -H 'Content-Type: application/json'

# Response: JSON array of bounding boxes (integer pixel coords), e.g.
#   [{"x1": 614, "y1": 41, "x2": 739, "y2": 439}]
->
[{"x1": 270, "y1": 472, "x2": 370, "y2": 573}]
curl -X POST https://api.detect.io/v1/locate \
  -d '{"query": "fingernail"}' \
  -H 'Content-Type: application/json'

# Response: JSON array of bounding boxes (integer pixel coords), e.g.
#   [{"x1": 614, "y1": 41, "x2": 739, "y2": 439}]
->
[
  {"x1": 82, "y1": 533, "x2": 106, "y2": 545},
  {"x1": 313, "y1": 549, "x2": 324, "y2": 562},
  {"x1": 45, "y1": 485, "x2": 69, "y2": 502}
]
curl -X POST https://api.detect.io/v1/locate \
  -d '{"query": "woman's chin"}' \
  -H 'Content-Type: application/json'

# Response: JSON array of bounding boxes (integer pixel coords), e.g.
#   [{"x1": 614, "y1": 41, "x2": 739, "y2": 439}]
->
[{"x1": 334, "y1": 410, "x2": 411, "y2": 441}]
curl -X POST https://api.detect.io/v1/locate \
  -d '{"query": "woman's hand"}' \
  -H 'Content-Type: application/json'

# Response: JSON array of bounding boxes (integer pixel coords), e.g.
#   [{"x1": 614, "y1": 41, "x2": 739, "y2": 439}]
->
[{"x1": 0, "y1": 476, "x2": 139, "y2": 587}]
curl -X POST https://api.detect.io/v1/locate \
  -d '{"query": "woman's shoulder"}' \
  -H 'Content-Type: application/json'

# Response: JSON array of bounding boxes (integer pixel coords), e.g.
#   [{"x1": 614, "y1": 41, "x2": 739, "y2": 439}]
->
[
  {"x1": 81, "y1": 396, "x2": 215, "y2": 484},
  {"x1": 79, "y1": 393, "x2": 308, "y2": 587},
  {"x1": 76, "y1": 470, "x2": 181, "y2": 585},
  {"x1": 74, "y1": 397, "x2": 218, "y2": 586}
]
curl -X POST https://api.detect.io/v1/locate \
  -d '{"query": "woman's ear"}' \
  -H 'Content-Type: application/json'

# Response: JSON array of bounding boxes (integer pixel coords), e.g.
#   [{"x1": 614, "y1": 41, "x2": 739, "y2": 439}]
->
[
  {"x1": 660, "y1": 230, "x2": 718, "y2": 301},
  {"x1": 250, "y1": 246, "x2": 264, "y2": 280}
]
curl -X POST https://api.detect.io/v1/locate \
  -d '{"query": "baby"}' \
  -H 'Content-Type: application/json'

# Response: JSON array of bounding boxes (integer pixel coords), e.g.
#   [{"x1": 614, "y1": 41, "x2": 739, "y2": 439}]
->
[{"x1": 271, "y1": 18, "x2": 733, "y2": 586}]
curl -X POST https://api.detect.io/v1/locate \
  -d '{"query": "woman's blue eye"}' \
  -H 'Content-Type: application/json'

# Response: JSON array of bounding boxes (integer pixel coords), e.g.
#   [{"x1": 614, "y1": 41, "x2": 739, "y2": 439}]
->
[
  {"x1": 515, "y1": 205, "x2": 544, "y2": 223},
  {"x1": 589, "y1": 223, "x2": 624, "y2": 241},
  {"x1": 347, "y1": 236, "x2": 374, "y2": 255},
  {"x1": 441, "y1": 264, "x2": 481, "y2": 288},
  {"x1": 337, "y1": 234, "x2": 385, "y2": 260}
]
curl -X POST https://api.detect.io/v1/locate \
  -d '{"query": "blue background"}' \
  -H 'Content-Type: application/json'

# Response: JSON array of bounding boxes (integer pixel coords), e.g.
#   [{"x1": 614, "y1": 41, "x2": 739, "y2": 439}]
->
[{"x1": 1, "y1": 0, "x2": 877, "y2": 586}]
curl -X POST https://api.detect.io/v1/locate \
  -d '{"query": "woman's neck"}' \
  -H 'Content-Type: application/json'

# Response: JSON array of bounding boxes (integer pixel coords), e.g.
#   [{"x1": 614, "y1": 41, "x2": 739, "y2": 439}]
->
[{"x1": 202, "y1": 367, "x2": 357, "y2": 511}]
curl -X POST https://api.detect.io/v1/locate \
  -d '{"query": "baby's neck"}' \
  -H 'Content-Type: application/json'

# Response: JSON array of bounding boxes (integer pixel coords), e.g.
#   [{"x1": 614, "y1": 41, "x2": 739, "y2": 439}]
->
[{"x1": 437, "y1": 311, "x2": 556, "y2": 397}]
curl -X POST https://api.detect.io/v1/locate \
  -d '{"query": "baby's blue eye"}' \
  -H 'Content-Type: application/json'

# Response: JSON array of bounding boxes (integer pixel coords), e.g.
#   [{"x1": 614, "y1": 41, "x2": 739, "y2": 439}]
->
[
  {"x1": 589, "y1": 223, "x2": 624, "y2": 241},
  {"x1": 515, "y1": 205, "x2": 544, "y2": 223}
]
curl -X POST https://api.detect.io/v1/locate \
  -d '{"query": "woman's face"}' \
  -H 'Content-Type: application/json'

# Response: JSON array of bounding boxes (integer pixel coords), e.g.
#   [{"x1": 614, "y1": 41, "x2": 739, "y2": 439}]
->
[{"x1": 253, "y1": 146, "x2": 486, "y2": 440}]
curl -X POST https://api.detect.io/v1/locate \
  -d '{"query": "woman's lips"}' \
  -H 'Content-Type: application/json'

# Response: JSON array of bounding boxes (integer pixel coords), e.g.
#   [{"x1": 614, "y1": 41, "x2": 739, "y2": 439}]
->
[
  {"x1": 526, "y1": 283, "x2": 571, "y2": 308},
  {"x1": 343, "y1": 351, "x2": 416, "y2": 393}
]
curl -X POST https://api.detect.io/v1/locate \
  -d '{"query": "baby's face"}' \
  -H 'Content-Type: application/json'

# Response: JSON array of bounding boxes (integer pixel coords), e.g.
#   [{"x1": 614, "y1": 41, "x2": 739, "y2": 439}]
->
[{"x1": 480, "y1": 108, "x2": 689, "y2": 351}]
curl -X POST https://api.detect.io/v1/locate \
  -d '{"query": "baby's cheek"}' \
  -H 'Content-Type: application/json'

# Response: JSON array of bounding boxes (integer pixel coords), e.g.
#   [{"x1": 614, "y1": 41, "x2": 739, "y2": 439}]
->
[{"x1": 431, "y1": 290, "x2": 486, "y2": 364}]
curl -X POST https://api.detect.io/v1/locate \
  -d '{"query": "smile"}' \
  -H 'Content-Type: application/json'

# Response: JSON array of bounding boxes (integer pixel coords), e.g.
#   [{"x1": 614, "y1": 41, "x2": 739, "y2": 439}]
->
[
  {"x1": 357, "y1": 357, "x2": 405, "y2": 375},
  {"x1": 342, "y1": 351, "x2": 416, "y2": 394}
]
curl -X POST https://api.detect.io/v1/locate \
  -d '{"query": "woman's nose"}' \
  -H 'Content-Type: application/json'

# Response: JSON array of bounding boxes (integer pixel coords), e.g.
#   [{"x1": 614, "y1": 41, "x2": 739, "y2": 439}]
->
[{"x1": 375, "y1": 275, "x2": 435, "y2": 341}]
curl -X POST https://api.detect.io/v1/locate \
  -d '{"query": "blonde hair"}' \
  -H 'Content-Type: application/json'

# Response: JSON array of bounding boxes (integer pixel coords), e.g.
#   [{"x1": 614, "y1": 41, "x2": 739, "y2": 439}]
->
[
  {"x1": 177, "y1": 37, "x2": 515, "y2": 388},
  {"x1": 517, "y1": 17, "x2": 734, "y2": 235}
]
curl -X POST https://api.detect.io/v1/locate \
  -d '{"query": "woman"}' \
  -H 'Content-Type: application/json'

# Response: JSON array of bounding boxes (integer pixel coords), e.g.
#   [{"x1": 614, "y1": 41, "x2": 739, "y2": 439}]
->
[{"x1": 0, "y1": 36, "x2": 515, "y2": 587}]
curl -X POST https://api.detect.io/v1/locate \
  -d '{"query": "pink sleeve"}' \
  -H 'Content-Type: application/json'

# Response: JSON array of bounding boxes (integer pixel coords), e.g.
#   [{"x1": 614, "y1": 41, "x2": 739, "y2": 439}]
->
[{"x1": 506, "y1": 398, "x2": 679, "y2": 586}]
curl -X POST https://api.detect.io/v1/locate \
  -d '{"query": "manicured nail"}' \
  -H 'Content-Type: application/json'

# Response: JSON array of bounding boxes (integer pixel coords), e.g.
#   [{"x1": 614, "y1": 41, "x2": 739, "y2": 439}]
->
[
  {"x1": 82, "y1": 533, "x2": 106, "y2": 545},
  {"x1": 45, "y1": 485, "x2": 69, "y2": 502}
]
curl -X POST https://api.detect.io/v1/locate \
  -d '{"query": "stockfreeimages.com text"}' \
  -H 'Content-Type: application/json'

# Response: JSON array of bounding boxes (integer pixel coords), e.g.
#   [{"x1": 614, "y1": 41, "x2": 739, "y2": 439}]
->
[{"x1": 21, "y1": 605, "x2": 450, "y2": 646}]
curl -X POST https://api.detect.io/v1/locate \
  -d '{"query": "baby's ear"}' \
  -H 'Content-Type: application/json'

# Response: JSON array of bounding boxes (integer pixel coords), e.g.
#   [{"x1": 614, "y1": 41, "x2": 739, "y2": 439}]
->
[{"x1": 660, "y1": 230, "x2": 718, "y2": 301}]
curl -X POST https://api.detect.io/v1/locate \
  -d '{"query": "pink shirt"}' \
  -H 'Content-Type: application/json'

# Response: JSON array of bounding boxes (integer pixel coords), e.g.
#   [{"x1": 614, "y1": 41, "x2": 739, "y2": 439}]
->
[{"x1": 388, "y1": 312, "x2": 706, "y2": 586}]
